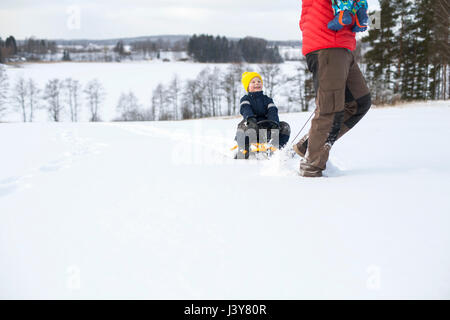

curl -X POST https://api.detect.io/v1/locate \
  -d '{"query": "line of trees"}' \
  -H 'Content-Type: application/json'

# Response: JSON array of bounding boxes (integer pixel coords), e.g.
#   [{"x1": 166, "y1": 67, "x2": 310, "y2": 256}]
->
[
  {"x1": 116, "y1": 65, "x2": 248, "y2": 121},
  {"x1": 119, "y1": 63, "x2": 314, "y2": 122},
  {"x1": 131, "y1": 38, "x2": 188, "y2": 55},
  {"x1": 2, "y1": 34, "x2": 291, "y2": 64},
  {"x1": 362, "y1": 0, "x2": 449, "y2": 104},
  {"x1": 5, "y1": 37, "x2": 58, "y2": 62},
  {"x1": 19, "y1": 37, "x2": 57, "y2": 55},
  {"x1": 187, "y1": 35, "x2": 283, "y2": 63},
  {"x1": 1, "y1": 35, "x2": 190, "y2": 63},
  {"x1": 1, "y1": 62, "x2": 316, "y2": 123},
  {"x1": 0, "y1": 65, "x2": 105, "y2": 122}
]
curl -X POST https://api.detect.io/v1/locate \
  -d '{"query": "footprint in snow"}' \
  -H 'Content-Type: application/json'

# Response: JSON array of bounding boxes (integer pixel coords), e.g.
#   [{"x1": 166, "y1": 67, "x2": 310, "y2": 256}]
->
[
  {"x1": 0, "y1": 175, "x2": 33, "y2": 198},
  {"x1": 0, "y1": 184, "x2": 19, "y2": 197}
]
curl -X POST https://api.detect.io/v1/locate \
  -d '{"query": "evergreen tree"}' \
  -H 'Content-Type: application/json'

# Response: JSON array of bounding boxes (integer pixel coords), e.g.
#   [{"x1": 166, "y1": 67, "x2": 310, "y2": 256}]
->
[
  {"x1": 395, "y1": 0, "x2": 416, "y2": 100},
  {"x1": 238, "y1": 37, "x2": 267, "y2": 63},
  {"x1": 427, "y1": 0, "x2": 449, "y2": 100},
  {"x1": 413, "y1": 0, "x2": 434, "y2": 100},
  {"x1": 114, "y1": 41, "x2": 125, "y2": 56},
  {"x1": 362, "y1": 0, "x2": 398, "y2": 103},
  {"x1": 0, "y1": 37, "x2": 4, "y2": 63},
  {"x1": 188, "y1": 35, "x2": 282, "y2": 63},
  {"x1": 62, "y1": 50, "x2": 71, "y2": 61},
  {"x1": 5, "y1": 36, "x2": 17, "y2": 55}
]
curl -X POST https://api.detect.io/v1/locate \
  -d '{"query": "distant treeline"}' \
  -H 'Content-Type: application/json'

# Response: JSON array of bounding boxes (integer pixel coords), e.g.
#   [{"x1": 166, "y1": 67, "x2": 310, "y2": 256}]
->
[
  {"x1": 187, "y1": 35, "x2": 283, "y2": 63},
  {"x1": 1, "y1": 34, "x2": 283, "y2": 64},
  {"x1": 1, "y1": 36, "x2": 58, "y2": 62},
  {"x1": 131, "y1": 38, "x2": 187, "y2": 54}
]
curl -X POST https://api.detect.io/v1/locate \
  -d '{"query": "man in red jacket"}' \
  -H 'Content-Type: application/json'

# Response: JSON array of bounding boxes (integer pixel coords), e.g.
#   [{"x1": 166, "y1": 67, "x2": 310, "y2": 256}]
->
[{"x1": 293, "y1": 0, "x2": 372, "y2": 177}]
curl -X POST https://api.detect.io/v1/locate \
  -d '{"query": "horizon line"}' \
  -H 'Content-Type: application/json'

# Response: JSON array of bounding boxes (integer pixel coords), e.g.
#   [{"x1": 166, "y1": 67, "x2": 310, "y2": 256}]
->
[{"x1": 2, "y1": 33, "x2": 301, "y2": 43}]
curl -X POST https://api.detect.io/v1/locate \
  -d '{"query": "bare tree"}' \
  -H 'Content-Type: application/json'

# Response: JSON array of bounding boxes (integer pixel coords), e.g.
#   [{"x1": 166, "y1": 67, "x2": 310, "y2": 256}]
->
[
  {"x1": 167, "y1": 75, "x2": 180, "y2": 120},
  {"x1": 116, "y1": 91, "x2": 143, "y2": 121},
  {"x1": 258, "y1": 64, "x2": 282, "y2": 99},
  {"x1": 282, "y1": 77, "x2": 296, "y2": 113},
  {"x1": 200, "y1": 67, "x2": 222, "y2": 117},
  {"x1": 12, "y1": 77, "x2": 28, "y2": 122},
  {"x1": 283, "y1": 64, "x2": 307, "y2": 113},
  {"x1": 210, "y1": 67, "x2": 223, "y2": 116},
  {"x1": 84, "y1": 79, "x2": 105, "y2": 122},
  {"x1": 64, "y1": 78, "x2": 81, "y2": 122},
  {"x1": 149, "y1": 94, "x2": 157, "y2": 121},
  {"x1": 194, "y1": 69, "x2": 212, "y2": 117},
  {"x1": 299, "y1": 57, "x2": 315, "y2": 112},
  {"x1": 222, "y1": 69, "x2": 234, "y2": 116},
  {"x1": 43, "y1": 79, "x2": 63, "y2": 122},
  {"x1": 152, "y1": 83, "x2": 170, "y2": 120},
  {"x1": 27, "y1": 79, "x2": 40, "y2": 122},
  {"x1": 222, "y1": 63, "x2": 245, "y2": 116},
  {"x1": 182, "y1": 79, "x2": 202, "y2": 119},
  {"x1": 232, "y1": 64, "x2": 245, "y2": 115},
  {"x1": 0, "y1": 65, "x2": 9, "y2": 120}
]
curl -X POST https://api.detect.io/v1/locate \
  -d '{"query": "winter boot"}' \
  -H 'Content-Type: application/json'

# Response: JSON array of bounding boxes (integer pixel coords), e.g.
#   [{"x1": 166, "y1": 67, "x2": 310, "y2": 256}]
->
[
  {"x1": 299, "y1": 160, "x2": 323, "y2": 178},
  {"x1": 293, "y1": 135, "x2": 309, "y2": 158}
]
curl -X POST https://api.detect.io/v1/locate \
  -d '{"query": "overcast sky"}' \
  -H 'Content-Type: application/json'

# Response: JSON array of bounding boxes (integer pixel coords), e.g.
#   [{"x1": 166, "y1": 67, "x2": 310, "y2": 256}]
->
[{"x1": 0, "y1": 0, "x2": 380, "y2": 41}]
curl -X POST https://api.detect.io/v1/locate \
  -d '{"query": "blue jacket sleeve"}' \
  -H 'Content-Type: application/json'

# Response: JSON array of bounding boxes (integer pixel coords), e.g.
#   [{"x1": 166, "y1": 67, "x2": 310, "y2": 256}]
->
[
  {"x1": 240, "y1": 96, "x2": 255, "y2": 121},
  {"x1": 266, "y1": 98, "x2": 280, "y2": 124}
]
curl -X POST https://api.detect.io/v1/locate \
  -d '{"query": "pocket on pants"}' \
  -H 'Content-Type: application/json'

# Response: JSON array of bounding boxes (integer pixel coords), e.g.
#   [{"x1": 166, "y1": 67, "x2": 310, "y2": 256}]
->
[
  {"x1": 318, "y1": 49, "x2": 351, "y2": 91},
  {"x1": 318, "y1": 89, "x2": 345, "y2": 115}
]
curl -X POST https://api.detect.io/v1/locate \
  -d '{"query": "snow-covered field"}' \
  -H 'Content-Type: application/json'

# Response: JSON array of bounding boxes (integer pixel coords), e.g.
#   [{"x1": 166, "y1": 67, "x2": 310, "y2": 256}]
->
[
  {"x1": 3, "y1": 61, "x2": 301, "y2": 122},
  {"x1": 1, "y1": 101, "x2": 449, "y2": 299}
]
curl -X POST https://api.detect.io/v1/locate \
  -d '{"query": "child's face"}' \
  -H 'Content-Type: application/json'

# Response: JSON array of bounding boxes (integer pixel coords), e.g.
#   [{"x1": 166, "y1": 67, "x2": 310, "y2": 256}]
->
[{"x1": 248, "y1": 77, "x2": 263, "y2": 92}]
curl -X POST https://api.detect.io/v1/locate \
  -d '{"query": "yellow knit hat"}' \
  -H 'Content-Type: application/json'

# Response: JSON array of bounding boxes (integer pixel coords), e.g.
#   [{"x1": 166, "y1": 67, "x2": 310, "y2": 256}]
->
[{"x1": 241, "y1": 72, "x2": 263, "y2": 92}]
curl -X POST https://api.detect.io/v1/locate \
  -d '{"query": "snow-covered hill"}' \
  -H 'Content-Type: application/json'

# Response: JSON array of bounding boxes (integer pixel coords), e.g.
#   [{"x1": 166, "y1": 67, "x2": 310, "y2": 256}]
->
[{"x1": 1, "y1": 101, "x2": 449, "y2": 299}]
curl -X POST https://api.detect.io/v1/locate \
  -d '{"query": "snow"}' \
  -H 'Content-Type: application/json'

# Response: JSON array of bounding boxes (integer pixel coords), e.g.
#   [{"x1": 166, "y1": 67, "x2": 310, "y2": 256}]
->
[{"x1": 1, "y1": 101, "x2": 450, "y2": 299}]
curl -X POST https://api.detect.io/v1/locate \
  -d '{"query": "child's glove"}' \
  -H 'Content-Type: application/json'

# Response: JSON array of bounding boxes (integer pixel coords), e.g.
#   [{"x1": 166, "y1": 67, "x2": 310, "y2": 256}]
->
[
  {"x1": 352, "y1": 7, "x2": 369, "y2": 32},
  {"x1": 328, "y1": 10, "x2": 353, "y2": 31},
  {"x1": 246, "y1": 117, "x2": 258, "y2": 131}
]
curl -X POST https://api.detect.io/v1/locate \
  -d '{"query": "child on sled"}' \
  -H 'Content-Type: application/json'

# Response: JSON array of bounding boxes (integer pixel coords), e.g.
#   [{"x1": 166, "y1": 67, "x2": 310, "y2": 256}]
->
[{"x1": 234, "y1": 72, "x2": 291, "y2": 159}]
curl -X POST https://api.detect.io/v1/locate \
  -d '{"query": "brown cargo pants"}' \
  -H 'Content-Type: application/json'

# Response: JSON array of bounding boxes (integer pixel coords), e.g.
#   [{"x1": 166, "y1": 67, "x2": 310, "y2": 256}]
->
[{"x1": 296, "y1": 48, "x2": 372, "y2": 177}]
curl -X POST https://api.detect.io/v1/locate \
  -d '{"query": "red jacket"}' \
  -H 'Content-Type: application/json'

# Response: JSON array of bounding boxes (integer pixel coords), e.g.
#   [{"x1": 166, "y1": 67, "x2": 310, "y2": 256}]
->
[{"x1": 300, "y1": 0, "x2": 356, "y2": 56}]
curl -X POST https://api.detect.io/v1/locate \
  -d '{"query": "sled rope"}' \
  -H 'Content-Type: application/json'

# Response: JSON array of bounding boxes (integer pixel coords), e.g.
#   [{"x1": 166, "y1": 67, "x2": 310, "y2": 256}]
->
[{"x1": 289, "y1": 110, "x2": 315, "y2": 148}]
